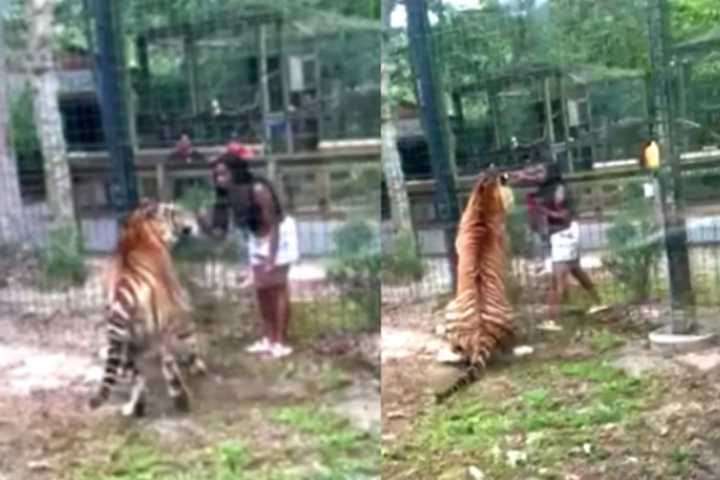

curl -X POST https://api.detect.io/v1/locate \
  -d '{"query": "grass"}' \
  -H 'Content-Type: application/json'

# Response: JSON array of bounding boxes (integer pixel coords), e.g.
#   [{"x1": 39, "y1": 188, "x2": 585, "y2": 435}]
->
[
  {"x1": 269, "y1": 405, "x2": 379, "y2": 479},
  {"x1": 73, "y1": 404, "x2": 378, "y2": 480},
  {"x1": 290, "y1": 299, "x2": 372, "y2": 342},
  {"x1": 387, "y1": 356, "x2": 660, "y2": 479}
]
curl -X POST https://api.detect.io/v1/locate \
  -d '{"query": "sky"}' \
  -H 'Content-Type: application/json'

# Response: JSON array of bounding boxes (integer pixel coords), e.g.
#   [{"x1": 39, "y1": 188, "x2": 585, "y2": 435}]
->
[{"x1": 390, "y1": 0, "x2": 548, "y2": 28}]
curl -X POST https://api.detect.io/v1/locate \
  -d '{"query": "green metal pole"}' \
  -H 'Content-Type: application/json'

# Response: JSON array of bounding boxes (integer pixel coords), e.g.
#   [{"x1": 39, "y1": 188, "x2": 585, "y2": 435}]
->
[
  {"x1": 406, "y1": 0, "x2": 460, "y2": 291},
  {"x1": 647, "y1": 0, "x2": 694, "y2": 333}
]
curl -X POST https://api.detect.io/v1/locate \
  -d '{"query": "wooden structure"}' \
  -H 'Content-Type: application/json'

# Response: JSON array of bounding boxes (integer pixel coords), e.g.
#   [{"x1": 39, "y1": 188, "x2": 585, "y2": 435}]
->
[
  {"x1": 129, "y1": 7, "x2": 379, "y2": 153},
  {"x1": 405, "y1": 149, "x2": 720, "y2": 228},
  {"x1": 452, "y1": 63, "x2": 645, "y2": 173},
  {"x1": 68, "y1": 142, "x2": 380, "y2": 218}
]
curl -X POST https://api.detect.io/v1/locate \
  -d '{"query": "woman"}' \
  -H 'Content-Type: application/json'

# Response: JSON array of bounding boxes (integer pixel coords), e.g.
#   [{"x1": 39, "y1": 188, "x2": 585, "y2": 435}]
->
[
  {"x1": 201, "y1": 142, "x2": 299, "y2": 358},
  {"x1": 535, "y1": 163, "x2": 607, "y2": 326}
]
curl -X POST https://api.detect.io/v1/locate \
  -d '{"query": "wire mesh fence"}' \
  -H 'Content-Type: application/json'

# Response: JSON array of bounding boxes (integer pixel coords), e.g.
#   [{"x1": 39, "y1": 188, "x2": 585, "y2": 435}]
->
[
  {"x1": 383, "y1": 0, "x2": 720, "y2": 333},
  {"x1": 0, "y1": 0, "x2": 380, "y2": 339}
]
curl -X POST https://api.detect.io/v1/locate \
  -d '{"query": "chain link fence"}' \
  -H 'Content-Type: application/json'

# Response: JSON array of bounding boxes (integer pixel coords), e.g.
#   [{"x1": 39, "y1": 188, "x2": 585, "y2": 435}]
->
[
  {"x1": 0, "y1": 0, "x2": 380, "y2": 340},
  {"x1": 384, "y1": 0, "x2": 720, "y2": 333}
]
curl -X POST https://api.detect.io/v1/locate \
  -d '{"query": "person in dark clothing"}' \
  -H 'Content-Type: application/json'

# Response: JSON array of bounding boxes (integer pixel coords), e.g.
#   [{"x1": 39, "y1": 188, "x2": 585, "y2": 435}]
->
[
  {"x1": 200, "y1": 142, "x2": 299, "y2": 358},
  {"x1": 536, "y1": 163, "x2": 606, "y2": 324},
  {"x1": 509, "y1": 162, "x2": 606, "y2": 327}
]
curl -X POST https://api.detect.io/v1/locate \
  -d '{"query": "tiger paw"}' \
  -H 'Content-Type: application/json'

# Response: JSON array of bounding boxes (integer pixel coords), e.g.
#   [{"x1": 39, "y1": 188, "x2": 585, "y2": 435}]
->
[
  {"x1": 189, "y1": 359, "x2": 207, "y2": 376},
  {"x1": 173, "y1": 394, "x2": 190, "y2": 412},
  {"x1": 121, "y1": 400, "x2": 146, "y2": 417},
  {"x1": 88, "y1": 395, "x2": 104, "y2": 410}
]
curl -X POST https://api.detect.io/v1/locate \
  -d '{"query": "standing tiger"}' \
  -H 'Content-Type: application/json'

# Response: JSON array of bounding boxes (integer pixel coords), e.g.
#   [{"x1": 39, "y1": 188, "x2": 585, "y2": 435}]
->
[
  {"x1": 90, "y1": 200, "x2": 207, "y2": 417},
  {"x1": 435, "y1": 169, "x2": 515, "y2": 403}
]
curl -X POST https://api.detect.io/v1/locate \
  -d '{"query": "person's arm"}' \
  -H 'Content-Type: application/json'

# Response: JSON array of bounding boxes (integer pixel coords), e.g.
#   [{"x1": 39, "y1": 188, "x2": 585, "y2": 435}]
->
[
  {"x1": 506, "y1": 164, "x2": 546, "y2": 186},
  {"x1": 198, "y1": 202, "x2": 230, "y2": 240},
  {"x1": 544, "y1": 184, "x2": 571, "y2": 221},
  {"x1": 254, "y1": 184, "x2": 280, "y2": 269}
]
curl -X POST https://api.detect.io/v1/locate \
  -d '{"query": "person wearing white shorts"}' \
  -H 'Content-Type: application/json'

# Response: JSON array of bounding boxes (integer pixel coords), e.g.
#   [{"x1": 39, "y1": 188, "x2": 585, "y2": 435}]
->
[
  {"x1": 536, "y1": 163, "x2": 607, "y2": 329},
  {"x1": 201, "y1": 142, "x2": 300, "y2": 358}
]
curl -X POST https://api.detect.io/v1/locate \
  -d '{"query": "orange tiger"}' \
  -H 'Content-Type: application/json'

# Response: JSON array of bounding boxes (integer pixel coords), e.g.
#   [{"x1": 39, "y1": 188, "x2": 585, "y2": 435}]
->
[
  {"x1": 90, "y1": 200, "x2": 207, "y2": 417},
  {"x1": 435, "y1": 169, "x2": 515, "y2": 402}
]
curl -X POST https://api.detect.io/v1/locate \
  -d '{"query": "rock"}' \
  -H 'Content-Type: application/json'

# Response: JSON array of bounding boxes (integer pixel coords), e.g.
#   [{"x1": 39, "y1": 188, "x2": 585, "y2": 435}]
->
[
  {"x1": 611, "y1": 349, "x2": 682, "y2": 378},
  {"x1": 467, "y1": 466, "x2": 485, "y2": 480},
  {"x1": 505, "y1": 449, "x2": 527, "y2": 467},
  {"x1": 677, "y1": 350, "x2": 720, "y2": 372}
]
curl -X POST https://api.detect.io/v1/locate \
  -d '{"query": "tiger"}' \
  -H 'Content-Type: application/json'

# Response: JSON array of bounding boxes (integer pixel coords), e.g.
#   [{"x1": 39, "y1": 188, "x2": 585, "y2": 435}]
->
[
  {"x1": 89, "y1": 200, "x2": 207, "y2": 417},
  {"x1": 434, "y1": 168, "x2": 515, "y2": 403}
]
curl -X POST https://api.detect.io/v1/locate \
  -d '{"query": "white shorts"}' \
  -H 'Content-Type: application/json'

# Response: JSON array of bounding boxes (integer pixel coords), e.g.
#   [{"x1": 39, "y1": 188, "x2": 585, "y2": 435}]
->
[
  {"x1": 550, "y1": 221, "x2": 580, "y2": 263},
  {"x1": 248, "y1": 216, "x2": 300, "y2": 266}
]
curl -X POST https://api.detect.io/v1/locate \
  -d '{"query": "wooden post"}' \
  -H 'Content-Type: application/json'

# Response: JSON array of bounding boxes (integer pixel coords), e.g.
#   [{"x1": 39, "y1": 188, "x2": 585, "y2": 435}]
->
[
  {"x1": 156, "y1": 162, "x2": 168, "y2": 201},
  {"x1": 559, "y1": 74, "x2": 574, "y2": 172},
  {"x1": 543, "y1": 75, "x2": 557, "y2": 162},
  {"x1": 184, "y1": 27, "x2": 198, "y2": 116},
  {"x1": 258, "y1": 24, "x2": 272, "y2": 153},
  {"x1": 278, "y1": 20, "x2": 294, "y2": 154}
]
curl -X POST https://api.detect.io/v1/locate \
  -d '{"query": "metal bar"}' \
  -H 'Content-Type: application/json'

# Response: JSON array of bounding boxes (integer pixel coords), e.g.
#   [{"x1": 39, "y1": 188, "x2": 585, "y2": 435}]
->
[
  {"x1": 406, "y1": 0, "x2": 460, "y2": 291},
  {"x1": 648, "y1": 0, "x2": 695, "y2": 333},
  {"x1": 91, "y1": 0, "x2": 138, "y2": 213}
]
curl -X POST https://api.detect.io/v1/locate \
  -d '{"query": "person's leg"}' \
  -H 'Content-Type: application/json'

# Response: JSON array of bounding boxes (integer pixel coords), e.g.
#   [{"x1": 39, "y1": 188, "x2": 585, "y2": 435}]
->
[
  {"x1": 274, "y1": 267, "x2": 291, "y2": 345},
  {"x1": 569, "y1": 261, "x2": 602, "y2": 304},
  {"x1": 548, "y1": 261, "x2": 569, "y2": 321},
  {"x1": 247, "y1": 279, "x2": 275, "y2": 352}
]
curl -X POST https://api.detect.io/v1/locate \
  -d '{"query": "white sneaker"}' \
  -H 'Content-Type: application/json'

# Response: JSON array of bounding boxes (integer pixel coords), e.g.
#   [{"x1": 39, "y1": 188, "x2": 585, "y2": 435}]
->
[
  {"x1": 270, "y1": 343, "x2": 293, "y2": 358},
  {"x1": 436, "y1": 346, "x2": 465, "y2": 364},
  {"x1": 587, "y1": 304, "x2": 610, "y2": 315},
  {"x1": 245, "y1": 337, "x2": 272, "y2": 353}
]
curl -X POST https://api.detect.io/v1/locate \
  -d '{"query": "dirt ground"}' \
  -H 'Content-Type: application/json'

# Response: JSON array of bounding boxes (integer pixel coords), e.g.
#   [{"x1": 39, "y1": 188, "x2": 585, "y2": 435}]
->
[
  {"x1": 381, "y1": 296, "x2": 720, "y2": 480},
  {"x1": 0, "y1": 298, "x2": 380, "y2": 480}
]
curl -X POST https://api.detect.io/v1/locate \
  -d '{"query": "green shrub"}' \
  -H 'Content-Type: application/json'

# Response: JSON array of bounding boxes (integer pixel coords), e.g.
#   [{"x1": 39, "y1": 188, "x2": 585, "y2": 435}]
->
[
  {"x1": 177, "y1": 183, "x2": 215, "y2": 213},
  {"x1": 602, "y1": 182, "x2": 662, "y2": 302},
  {"x1": 327, "y1": 220, "x2": 381, "y2": 329},
  {"x1": 39, "y1": 225, "x2": 87, "y2": 289},
  {"x1": 382, "y1": 229, "x2": 424, "y2": 284}
]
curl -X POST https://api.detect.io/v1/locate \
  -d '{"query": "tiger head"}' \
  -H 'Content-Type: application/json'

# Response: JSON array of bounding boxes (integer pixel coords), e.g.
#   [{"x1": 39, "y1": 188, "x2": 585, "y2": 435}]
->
[
  {"x1": 123, "y1": 200, "x2": 199, "y2": 247},
  {"x1": 471, "y1": 168, "x2": 515, "y2": 219}
]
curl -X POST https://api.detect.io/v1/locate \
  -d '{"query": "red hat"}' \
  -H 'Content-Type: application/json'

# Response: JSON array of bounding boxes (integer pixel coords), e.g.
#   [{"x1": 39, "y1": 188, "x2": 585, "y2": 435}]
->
[{"x1": 226, "y1": 141, "x2": 254, "y2": 160}]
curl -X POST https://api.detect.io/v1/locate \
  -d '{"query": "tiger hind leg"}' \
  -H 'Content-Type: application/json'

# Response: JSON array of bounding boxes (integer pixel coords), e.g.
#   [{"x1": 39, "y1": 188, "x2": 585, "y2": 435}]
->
[
  {"x1": 161, "y1": 350, "x2": 191, "y2": 412},
  {"x1": 89, "y1": 337, "x2": 124, "y2": 410},
  {"x1": 177, "y1": 329, "x2": 207, "y2": 376},
  {"x1": 120, "y1": 359, "x2": 147, "y2": 417}
]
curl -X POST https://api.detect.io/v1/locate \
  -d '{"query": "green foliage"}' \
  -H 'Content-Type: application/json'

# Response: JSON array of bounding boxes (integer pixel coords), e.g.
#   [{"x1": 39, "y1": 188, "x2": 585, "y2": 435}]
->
[
  {"x1": 177, "y1": 184, "x2": 215, "y2": 213},
  {"x1": 39, "y1": 225, "x2": 87, "y2": 290},
  {"x1": 327, "y1": 220, "x2": 381, "y2": 329},
  {"x1": 9, "y1": 87, "x2": 42, "y2": 170},
  {"x1": 506, "y1": 203, "x2": 533, "y2": 258},
  {"x1": 381, "y1": 229, "x2": 424, "y2": 284},
  {"x1": 602, "y1": 182, "x2": 662, "y2": 302},
  {"x1": 270, "y1": 406, "x2": 379, "y2": 477}
]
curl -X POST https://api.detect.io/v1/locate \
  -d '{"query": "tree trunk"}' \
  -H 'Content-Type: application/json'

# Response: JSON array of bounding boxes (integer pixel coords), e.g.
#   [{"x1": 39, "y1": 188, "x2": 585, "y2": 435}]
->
[
  {"x1": 381, "y1": 0, "x2": 414, "y2": 236},
  {"x1": 27, "y1": 0, "x2": 76, "y2": 229},
  {"x1": 0, "y1": 13, "x2": 25, "y2": 244}
]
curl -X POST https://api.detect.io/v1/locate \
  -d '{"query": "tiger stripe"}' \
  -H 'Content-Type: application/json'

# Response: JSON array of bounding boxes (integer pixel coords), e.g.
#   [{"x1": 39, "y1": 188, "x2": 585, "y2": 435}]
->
[
  {"x1": 435, "y1": 170, "x2": 515, "y2": 403},
  {"x1": 89, "y1": 201, "x2": 206, "y2": 417}
]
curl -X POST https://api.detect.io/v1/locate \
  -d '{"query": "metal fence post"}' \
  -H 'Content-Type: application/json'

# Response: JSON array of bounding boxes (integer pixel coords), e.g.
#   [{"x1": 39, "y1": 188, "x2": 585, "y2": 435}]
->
[
  {"x1": 406, "y1": 0, "x2": 460, "y2": 292},
  {"x1": 91, "y1": 0, "x2": 139, "y2": 213},
  {"x1": 648, "y1": 0, "x2": 695, "y2": 333}
]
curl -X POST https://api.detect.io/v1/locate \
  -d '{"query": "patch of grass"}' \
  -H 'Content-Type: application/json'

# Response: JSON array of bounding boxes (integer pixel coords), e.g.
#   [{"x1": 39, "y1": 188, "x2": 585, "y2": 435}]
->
[
  {"x1": 38, "y1": 225, "x2": 87, "y2": 290},
  {"x1": 75, "y1": 435, "x2": 254, "y2": 480},
  {"x1": 270, "y1": 405, "x2": 379, "y2": 478},
  {"x1": 586, "y1": 329, "x2": 626, "y2": 353},
  {"x1": 404, "y1": 358, "x2": 653, "y2": 478},
  {"x1": 669, "y1": 447, "x2": 694, "y2": 477},
  {"x1": 290, "y1": 299, "x2": 371, "y2": 342}
]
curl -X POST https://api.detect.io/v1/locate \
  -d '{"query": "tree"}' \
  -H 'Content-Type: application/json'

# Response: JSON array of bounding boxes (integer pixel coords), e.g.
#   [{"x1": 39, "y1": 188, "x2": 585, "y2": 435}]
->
[
  {"x1": 0, "y1": 14, "x2": 25, "y2": 244},
  {"x1": 381, "y1": 0, "x2": 415, "y2": 238},
  {"x1": 26, "y1": 0, "x2": 76, "y2": 229}
]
